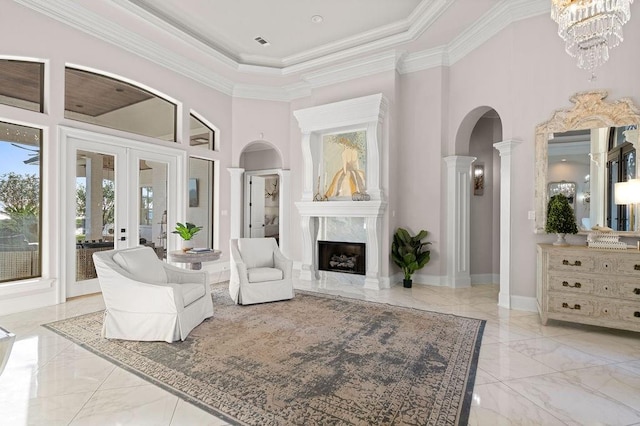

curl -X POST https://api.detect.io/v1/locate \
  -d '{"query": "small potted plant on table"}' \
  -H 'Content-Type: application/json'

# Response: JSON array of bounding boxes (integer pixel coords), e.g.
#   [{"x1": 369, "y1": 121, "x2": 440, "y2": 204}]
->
[
  {"x1": 172, "y1": 222, "x2": 202, "y2": 251},
  {"x1": 545, "y1": 194, "x2": 578, "y2": 246},
  {"x1": 391, "y1": 228, "x2": 431, "y2": 288}
]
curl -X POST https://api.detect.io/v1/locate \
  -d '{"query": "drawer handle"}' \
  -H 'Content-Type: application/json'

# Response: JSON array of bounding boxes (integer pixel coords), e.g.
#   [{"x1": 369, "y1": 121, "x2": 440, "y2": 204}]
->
[
  {"x1": 562, "y1": 260, "x2": 582, "y2": 267},
  {"x1": 635, "y1": 312, "x2": 640, "y2": 318},
  {"x1": 634, "y1": 288, "x2": 640, "y2": 295},
  {"x1": 562, "y1": 302, "x2": 581, "y2": 310},
  {"x1": 635, "y1": 265, "x2": 640, "y2": 271},
  {"x1": 562, "y1": 281, "x2": 582, "y2": 288}
]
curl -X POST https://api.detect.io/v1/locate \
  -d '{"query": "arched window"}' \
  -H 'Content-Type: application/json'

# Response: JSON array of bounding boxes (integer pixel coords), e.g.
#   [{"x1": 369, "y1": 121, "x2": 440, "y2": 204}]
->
[{"x1": 64, "y1": 67, "x2": 177, "y2": 141}]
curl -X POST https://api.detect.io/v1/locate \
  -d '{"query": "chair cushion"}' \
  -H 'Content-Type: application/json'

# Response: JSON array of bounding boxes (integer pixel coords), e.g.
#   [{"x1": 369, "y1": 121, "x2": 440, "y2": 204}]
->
[
  {"x1": 181, "y1": 283, "x2": 205, "y2": 306},
  {"x1": 113, "y1": 248, "x2": 166, "y2": 283},
  {"x1": 238, "y1": 238, "x2": 274, "y2": 269},
  {"x1": 247, "y1": 267, "x2": 283, "y2": 283}
]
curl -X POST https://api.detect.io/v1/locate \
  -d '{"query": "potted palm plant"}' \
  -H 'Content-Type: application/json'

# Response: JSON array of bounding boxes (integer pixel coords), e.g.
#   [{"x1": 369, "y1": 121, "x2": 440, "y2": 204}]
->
[
  {"x1": 545, "y1": 194, "x2": 578, "y2": 246},
  {"x1": 391, "y1": 228, "x2": 431, "y2": 288},
  {"x1": 172, "y1": 222, "x2": 202, "y2": 251}
]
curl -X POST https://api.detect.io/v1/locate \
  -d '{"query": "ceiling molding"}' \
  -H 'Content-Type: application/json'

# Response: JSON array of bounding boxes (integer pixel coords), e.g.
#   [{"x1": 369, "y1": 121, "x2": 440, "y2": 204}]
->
[
  {"x1": 111, "y1": 0, "x2": 241, "y2": 71},
  {"x1": 398, "y1": 47, "x2": 448, "y2": 74},
  {"x1": 301, "y1": 51, "x2": 404, "y2": 88},
  {"x1": 447, "y1": 0, "x2": 550, "y2": 66},
  {"x1": 14, "y1": 0, "x2": 550, "y2": 102},
  {"x1": 14, "y1": 0, "x2": 235, "y2": 95}
]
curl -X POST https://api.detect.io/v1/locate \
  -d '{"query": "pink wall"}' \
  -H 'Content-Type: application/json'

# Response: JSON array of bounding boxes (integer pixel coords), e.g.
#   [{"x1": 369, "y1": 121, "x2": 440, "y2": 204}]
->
[
  {"x1": 5, "y1": 0, "x2": 640, "y2": 305},
  {"x1": 446, "y1": 10, "x2": 640, "y2": 298}
]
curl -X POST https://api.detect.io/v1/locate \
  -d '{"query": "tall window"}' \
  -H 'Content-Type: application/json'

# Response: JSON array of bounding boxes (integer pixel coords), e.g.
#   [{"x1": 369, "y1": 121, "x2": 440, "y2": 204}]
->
[
  {"x1": 0, "y1": 121, "x2": 42, "y2": 283},
  {"x1": 65, "y1": 67, "x2": 177, "y2": 141},
  {"x1": 0, "y1": 59, "x2": 44, "y2": 113},
  {"x1": 187, "y1": 157, "x2": 215, "y2": 248}
]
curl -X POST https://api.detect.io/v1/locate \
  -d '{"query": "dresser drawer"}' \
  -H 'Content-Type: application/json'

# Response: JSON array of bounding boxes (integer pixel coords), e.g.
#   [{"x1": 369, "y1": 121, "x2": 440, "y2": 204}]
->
[
  {"x1": 620, "y1": 282, "x2": 640, "y2": 300},
  {"x1": 613, "y1": 256, "x2": 640, "y2": 276},
  {"x1": 547, "y1": 294, "x2": 596, "y2": 317},
  {"x1": 618, "y1": 303, "x2": 640, "y2": 324},
  {"x1": 547, "y1": 254, "x2": 595, "y2": 272},
  {"x1": 548, "y1": 274, "x2": 599, "y2": 295}
]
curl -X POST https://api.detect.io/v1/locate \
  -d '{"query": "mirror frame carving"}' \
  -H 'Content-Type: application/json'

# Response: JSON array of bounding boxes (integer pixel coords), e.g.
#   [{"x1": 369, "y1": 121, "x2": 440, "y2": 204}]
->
[{"x1": 535, "y1": 90, "x2": 640, "y2": 234}]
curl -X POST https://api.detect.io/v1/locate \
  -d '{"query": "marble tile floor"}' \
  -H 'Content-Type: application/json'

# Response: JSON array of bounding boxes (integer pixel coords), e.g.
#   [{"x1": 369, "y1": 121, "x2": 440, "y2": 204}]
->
[{"x1": 0, "y1": 279, "x2": 639, "y2": 425}]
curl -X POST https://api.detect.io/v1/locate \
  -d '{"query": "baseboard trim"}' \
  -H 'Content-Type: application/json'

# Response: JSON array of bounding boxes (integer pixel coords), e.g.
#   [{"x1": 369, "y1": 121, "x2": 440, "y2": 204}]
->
[
  {"x1": 471, "y1": 273, "x2": 499, "y2": 285},
  {"x1": 510, "y1": 295, "x2": 537, "y2": 312}
]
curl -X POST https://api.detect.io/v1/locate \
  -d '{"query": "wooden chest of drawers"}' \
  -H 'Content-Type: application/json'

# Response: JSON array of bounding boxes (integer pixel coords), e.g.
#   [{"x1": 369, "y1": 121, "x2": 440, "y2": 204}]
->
[{"x1": 537, "y1": 244, "x2": 640, "y2": 332}]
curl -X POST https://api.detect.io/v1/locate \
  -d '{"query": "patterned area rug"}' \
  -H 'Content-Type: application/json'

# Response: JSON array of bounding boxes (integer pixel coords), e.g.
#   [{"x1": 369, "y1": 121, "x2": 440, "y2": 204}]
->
[{"x1": 44, "y1": 285, "x2": 485, "y2": 425}]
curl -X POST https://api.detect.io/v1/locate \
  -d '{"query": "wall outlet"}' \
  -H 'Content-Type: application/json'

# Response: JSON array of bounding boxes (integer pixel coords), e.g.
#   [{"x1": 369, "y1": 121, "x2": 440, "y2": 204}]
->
[{"x1": 527, "y1": 210, "x2": 535, "y2": 220}]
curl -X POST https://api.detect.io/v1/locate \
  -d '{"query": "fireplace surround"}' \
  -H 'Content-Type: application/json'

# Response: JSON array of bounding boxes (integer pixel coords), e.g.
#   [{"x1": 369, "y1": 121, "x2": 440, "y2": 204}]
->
[{"x1": 294, "y1": 93, "x2": 388, "y2": 289}]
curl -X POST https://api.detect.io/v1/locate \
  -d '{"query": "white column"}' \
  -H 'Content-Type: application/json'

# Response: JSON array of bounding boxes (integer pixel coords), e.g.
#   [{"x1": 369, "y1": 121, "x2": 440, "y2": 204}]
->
[
  {"x1": 364, "y1": 216, "x2": 382, "y2": 289},
  {"x1": 277, "y1": 169, "x2": 291, "y2": 258},
  {"x1": 444, "y1": 156, "x2": 476, "y2": 288},
  {"x1": 493, "y1": 140, "x2": 522, "y2": 309},
  {"x1": 299, "y1": 215, "x2": 318, "y2": 280},
  {"x1": 228, "y1": 168, "x2": 244, "y2": 240}
]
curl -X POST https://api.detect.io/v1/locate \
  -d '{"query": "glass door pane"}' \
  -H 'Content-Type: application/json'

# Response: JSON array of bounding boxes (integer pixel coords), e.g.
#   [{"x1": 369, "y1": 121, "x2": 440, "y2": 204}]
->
[
  {"x1": 138, "y1": 159, "x2": 167, "y2": 260},
  {"x1": 75, "y1": 151, "x2": 116, "y2": 283}
]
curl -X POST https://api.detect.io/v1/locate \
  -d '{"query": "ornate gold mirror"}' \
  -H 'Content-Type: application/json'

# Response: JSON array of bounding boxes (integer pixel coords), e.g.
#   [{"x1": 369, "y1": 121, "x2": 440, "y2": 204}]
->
[{"x1": 535, "y1": 91, "x2": 640, "y2": 234}]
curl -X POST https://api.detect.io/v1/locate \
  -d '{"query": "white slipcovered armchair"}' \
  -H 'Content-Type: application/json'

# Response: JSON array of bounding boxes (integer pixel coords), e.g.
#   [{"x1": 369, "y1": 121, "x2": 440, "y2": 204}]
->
[
  {"x1": 229, "y1": 238, "x2": 294, "y2": 305},
  {"x1": 93, "y1": 246, "x2": 213, "y2": 343}
]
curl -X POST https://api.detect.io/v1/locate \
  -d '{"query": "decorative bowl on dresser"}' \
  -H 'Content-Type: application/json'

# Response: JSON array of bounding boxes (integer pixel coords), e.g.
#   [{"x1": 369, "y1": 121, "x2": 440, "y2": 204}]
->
[{"x1": 537, "y1": 244, "x2": 640, "y2": 332}]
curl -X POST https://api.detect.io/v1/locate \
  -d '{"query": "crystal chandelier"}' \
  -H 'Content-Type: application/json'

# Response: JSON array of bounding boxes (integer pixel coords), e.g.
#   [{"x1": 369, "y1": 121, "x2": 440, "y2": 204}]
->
[{"x1": 551, "y1": 0, "x2": 634, "y2": 70}]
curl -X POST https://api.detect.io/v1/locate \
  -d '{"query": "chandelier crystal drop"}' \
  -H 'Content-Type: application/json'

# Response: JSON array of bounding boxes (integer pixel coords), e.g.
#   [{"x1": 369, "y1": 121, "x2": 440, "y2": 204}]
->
[{"x1": 551, "y1": 0, "x2": 633, "y2": 70}]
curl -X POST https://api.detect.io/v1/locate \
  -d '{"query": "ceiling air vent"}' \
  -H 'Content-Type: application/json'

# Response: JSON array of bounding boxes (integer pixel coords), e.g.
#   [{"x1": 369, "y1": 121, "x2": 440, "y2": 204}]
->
[{"x1": 254, "y1": 36, "x2": 270, "y2": 46}]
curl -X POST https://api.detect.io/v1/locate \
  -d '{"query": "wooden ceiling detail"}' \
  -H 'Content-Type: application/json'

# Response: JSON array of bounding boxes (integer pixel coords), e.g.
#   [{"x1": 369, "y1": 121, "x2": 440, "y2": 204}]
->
[
  {"x1": 0, "y1": 60, "x2": 43, "y2": 105},
  {"x1": 65, "y1": 68, "x2": 153, "y2": 117}
]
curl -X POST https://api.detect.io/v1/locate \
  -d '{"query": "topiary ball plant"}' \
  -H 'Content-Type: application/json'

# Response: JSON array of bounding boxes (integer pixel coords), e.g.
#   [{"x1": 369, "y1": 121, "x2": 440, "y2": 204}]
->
[{"x1": 545, "y1": 194, "x2": 578, "y2": 246}]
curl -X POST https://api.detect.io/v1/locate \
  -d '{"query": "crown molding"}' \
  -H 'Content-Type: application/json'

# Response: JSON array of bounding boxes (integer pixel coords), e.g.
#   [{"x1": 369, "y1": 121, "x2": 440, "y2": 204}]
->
[
  {"x1": 15, "y1": 0, "x2": 550, "y2": 101},
  {"x1": 447, "y1": 0, "x2": 550, "y2": 66},
  {"x1": 301, "y1": 51, "x2": 404, "y2": 88},
  {"x1": 398, "y1": 46, "x2": 449, "y2": 74},
  {"x1": 14, "y1": 0, "x2": 235, "y2": 96}
]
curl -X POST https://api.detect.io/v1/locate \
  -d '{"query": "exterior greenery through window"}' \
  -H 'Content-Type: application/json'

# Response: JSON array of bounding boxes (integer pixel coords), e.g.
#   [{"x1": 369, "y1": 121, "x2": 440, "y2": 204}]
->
[{"x1": 0, "y1": 121, "x2": 42, "y2": 282}]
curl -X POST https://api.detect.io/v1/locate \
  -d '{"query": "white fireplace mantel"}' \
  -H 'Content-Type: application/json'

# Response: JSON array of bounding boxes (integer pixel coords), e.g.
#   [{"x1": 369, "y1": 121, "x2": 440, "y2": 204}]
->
[{"x1": 293, "y1": 94, "x2": 388, "y2": 289}]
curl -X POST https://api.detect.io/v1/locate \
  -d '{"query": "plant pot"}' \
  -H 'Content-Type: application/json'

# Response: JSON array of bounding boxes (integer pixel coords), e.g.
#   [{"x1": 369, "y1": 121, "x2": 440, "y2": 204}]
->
[
  {"x1": 553, "y1": 233, "x2": 569, "y2": 246},
  {"x1": 403, "y1": 279, "x2": 412, "y2": 288},
  {"x1": 181, "y1": 239, "x2": 195, "y2": 252}
]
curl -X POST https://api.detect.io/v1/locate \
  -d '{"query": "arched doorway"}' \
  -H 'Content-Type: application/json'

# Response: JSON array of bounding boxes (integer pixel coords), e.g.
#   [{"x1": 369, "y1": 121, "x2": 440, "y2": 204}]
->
[
  {"x1": 445, "y1": 107, "x2": 503, "y2": 294},
  {"x1": 235, "y1": 141, "x2": 290, "y2": 254}
]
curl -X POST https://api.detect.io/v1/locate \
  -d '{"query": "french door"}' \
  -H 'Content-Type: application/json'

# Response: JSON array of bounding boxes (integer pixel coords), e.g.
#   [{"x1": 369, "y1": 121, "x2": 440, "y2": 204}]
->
[{"x1": 61, "y1": 127, "x2": 183, "y2": 298}]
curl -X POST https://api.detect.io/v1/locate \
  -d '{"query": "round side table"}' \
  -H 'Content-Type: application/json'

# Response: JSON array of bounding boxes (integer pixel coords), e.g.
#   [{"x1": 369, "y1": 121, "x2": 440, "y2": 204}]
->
[{"x1": 168, "y1": 249, "x2": 221, "y2": 270}]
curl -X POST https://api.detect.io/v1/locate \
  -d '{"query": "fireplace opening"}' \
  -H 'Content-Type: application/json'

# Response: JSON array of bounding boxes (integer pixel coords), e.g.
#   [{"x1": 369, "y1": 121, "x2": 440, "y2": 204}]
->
[{"x1": 318, "y1": 240, "x2": 366, "y2": 275}]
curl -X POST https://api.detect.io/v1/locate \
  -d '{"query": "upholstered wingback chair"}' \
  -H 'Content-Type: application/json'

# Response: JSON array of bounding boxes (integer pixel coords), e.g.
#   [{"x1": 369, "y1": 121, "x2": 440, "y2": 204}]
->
[
  {"x1": 229, "y1": 238, "x2": 294, "y2": 305},
  {"x1": 93, "y1": 246, "x2": 213, "y2": 342}
]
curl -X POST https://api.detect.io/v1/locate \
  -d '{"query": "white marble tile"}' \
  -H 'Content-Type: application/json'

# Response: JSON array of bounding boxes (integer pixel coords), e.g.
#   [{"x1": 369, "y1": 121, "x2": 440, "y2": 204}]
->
[
  {"x1": 469, "y1": 382, "x2": 565, "y2": 425},
  {"x1": 69, "y1": 384, "x2": 178, "y2": 426},
  {"x1": 473, "y1": 368, "x2": 500, "y2": 385},
  {"x1": 25, "y1": 348, "x2": 115, "y2": 398},
  {"x1": 507, "y1": 337, "x2": 610, "y2": 371},
  {"x1": 478, "y1": 343, "x2": 557, "y2": 381},
  {"x1": 618, "y1": 360, "x2": 640, "y2": 376},
  {"x1": 481, "y1": 322, "x2": 545, "y2": 344},
  {"x1": 552, "y1": 330, "x2": 640, "y2": 363},
  {"x1": 563, "y1": 364, "x2": 640, "y2": 412},
  {"x1": 170, "y1": 399, "x2": 231, "y2": 426},
  {"x1": 505, "y1": 372, "x2": 640, "y2": 425},
  {"x1": 100, "y1": 366, "x2": 150, "y2": 390},
  {"x1": 0, "y1": 391, "x2": 93, "y2": 426}
]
